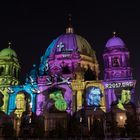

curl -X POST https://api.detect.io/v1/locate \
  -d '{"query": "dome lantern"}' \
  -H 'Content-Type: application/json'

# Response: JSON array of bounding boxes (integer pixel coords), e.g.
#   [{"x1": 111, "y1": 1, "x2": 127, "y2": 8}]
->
[{"x1": 66, "y1": 14, "x2": 74, "y2": 34}]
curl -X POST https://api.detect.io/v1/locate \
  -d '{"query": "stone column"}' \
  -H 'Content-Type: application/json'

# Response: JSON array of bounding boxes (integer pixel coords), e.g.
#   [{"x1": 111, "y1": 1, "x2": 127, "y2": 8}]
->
[
  {"x1": 5, "y1": 65, "x2": 9, "y2": 75},
  {"x1": 77, "y1": 90, "x2": 83, "y2": 111},
  {"x1": 72, "y1": 90, "x2": 77, "y2": 113}
]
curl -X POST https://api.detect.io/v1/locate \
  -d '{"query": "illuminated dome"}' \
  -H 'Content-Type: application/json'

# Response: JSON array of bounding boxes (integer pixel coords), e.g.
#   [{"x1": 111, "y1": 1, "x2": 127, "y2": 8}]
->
[
  {"x1": 0, "y1": 47, "x2": 17, "y2": 58},
  {"x1": 39, "y1": 30, "x2": 99, "y2": 78},
  {"x1": 39, "y1": 18, "x2": 99, "y2": 79},
  {"x1": 106, "y1": 34, "x2": 125, "y2": 48},
  {"x1": 48, "y1": 33, "x2": 96, "y2": 58}
]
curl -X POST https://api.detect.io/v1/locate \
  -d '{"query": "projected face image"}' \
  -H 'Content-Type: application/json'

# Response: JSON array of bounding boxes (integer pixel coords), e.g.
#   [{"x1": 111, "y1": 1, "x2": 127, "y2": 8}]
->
[
  {"x1": 50, "y1": 91, "x2": 63, "y2": 100},
  {"x1": 49, "y1": 90, "x2": 67, "y2": 111},
  {"x1": 117, "y1": 89, "x2": 131, "y2": 111},
  {"x1": 15, "y1": 93, "x2": 26, "y2": 110},
  {"x1": 120, "y1": 89, "x2": 131, "y2": 104},
  {"x1": 86, "y1": 87, "x2": 102, "y2": 107}
]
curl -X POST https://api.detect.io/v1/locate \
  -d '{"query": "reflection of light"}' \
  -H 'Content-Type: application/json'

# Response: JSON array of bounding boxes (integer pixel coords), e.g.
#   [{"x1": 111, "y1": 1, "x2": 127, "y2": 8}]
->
[
  {"x1": 80, "y1": 117, "x2": 82, "y2": 122},
  {"x1": 30, "y1": 102, "x2": 32, "y2": 108},
  {"x1": 117, "y1": 113, "x2": 126, "y2": 127},
  {"x1": 119, "y1": 115, "x2": 123, "y2": 120}
]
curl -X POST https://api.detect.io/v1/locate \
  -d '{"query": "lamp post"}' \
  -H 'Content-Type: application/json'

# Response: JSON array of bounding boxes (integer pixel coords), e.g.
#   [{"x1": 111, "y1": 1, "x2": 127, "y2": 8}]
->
[{"x1": 80, "y1": 116, "x2": 83, "y2": 140}]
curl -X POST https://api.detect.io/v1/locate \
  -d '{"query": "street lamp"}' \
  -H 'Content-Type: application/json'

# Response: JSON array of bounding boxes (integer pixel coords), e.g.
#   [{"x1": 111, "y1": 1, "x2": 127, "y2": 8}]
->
[
  {"x1": 80, "y1": 117, "x2": 83, "y2": 140},
  {"x1": 119, "y1": 115, "x2": 123, "y2": 120}
]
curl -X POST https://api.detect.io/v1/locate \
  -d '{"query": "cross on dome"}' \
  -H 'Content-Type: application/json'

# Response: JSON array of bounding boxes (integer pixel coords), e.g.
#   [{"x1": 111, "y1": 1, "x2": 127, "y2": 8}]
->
[
  {"x1": 8, "y1": 42, "x2": 11, "y2": 48},
  {"x1": 57, "y1": 42, "x2": 64, "y2": 52},
  {"x1": 113, "y1": 31, "x2": 116, "y2": 37},
  {"x1": 66, "y1": 14, "x2": 74, "y2": 33}
]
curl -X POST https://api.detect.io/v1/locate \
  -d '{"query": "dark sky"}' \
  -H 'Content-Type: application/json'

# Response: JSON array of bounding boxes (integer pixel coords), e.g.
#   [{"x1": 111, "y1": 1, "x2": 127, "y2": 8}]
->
[{"x1": 0, "y1": 1, "x2": 140, "y2": 98}]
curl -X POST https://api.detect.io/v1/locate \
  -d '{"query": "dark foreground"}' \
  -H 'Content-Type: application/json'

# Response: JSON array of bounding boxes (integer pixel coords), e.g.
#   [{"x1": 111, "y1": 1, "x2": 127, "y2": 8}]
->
[{"x1": 0, "y1": 137, "x2": 139, "y2": 140}]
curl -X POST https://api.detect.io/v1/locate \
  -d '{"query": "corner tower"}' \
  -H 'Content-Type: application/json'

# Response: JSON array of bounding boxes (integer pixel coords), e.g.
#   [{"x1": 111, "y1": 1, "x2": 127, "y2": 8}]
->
[
  {"x1": 0, "y1": 43, "x2": 20, "y2": 85},
  {"x1": 103, "y1": 33, "x2": 136, "y2": 111},
  {"x1": 0, "y1": 43, "x2": 20, "y2": 113}
]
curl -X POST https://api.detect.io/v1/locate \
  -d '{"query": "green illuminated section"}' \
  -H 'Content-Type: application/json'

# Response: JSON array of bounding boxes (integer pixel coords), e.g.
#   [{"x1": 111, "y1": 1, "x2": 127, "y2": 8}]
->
[
  {"x1": 0, "y1": 46, "x2": 20, "y2": 114},
  {"x1": 0, "y1": 88, "x2": 9, "y2": 113},
  {"x1": 49, "y1": 90, "x2": 67, "y2": 111},
  {"x1": 117, "y1": 90, "x2": 131, "y2": 110}
]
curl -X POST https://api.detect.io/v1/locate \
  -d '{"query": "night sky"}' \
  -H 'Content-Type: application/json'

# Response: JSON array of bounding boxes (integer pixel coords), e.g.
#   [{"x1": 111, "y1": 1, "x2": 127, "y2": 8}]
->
[{"x1": 0, "y1": 1, "x2": 140, "y2": 99}]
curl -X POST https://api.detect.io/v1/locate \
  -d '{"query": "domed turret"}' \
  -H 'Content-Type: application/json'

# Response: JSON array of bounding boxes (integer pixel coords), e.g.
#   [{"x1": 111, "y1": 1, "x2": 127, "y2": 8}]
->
[
  {"x1": 103, "y1": 33, "x2": 136, "y2": 112},
  {"x1": 105, "y1": 32, "x2": 125, "y2": 48},
  {"x1": 0, "y1": 43, "x2": 17, "y2": 58},
  {"x1": 0, "y1": 42, "x2": 20, "y2": 86}
]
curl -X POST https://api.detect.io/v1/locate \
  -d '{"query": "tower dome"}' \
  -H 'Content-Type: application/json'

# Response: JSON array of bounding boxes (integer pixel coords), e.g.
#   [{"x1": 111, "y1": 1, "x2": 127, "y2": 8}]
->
[
  {"x1": 106, "y1": 33, "x2": 125, "y2": 48},
  {"x1": 0, "y1": 46, "x2": 17, "y2": 58}
]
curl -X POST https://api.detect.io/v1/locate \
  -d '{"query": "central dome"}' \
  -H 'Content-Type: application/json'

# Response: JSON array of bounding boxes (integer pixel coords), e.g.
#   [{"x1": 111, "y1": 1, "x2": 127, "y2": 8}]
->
[
  {"x1": 39, "y1": 31, "x2": 99, "y2": 78},
  {"x1": 46, "y1": 33, "x2": 96, "y2": 59}
]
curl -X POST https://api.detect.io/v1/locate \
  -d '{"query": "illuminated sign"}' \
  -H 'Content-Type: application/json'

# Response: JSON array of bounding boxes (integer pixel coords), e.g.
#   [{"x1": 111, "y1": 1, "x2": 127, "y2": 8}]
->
[{"x1": 104, "y1": 81, "x2": 135, "y2": 89}]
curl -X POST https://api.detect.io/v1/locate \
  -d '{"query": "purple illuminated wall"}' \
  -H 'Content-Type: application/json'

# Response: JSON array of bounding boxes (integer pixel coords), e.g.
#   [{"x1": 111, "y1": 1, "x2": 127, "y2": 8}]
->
[{"x1": 36, "y1": 34, "x2": 81, "y2": 115}]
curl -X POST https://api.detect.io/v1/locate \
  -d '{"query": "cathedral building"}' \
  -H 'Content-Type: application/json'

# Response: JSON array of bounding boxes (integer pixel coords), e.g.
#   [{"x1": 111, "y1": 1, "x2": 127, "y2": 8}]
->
[{"x1": 0, "y1": 23, "x2": 138, "y2": 137}]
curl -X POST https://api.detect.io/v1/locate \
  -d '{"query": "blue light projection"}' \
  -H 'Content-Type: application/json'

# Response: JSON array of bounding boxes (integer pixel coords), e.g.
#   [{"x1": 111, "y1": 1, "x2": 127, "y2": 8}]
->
[
  {"x1": 39, "y1": 37, "x2": 59, "y2": 75},
  {"x1": 26, "y1": 64, "x2": 38, "y2": 83},
  {"x1": 8, "y1": 78, "x2": 40, "y2": 114},
  {"x1": 86, "y1": 86, "x2": 102, "y2": 108}
]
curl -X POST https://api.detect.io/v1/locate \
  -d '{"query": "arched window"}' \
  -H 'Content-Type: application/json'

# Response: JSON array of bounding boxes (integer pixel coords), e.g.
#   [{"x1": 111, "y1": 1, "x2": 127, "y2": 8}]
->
[
  {"x1": 84, "y1": 67, "x2": 96, "y2": 81},
  {"x1": 14, "y1": 68, "x2": 17, "y2": 78},
  {"x1": 112, "y1": 57, "x2": 120, "y2": 67},
  {"x1": 0, "y1": 67, "x2": 4, "y2": 75},
  {"x1": 62, "y1": 66, "x2": 71, "y2": 74}
]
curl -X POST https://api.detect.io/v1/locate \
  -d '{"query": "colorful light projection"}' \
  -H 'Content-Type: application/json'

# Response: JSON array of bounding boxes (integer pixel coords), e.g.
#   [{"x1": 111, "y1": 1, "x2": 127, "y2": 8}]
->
[
  {"x1": 14, "y1": 93, "x2": 26, "y2": 118},
  {"x1": 8, "y1": 80, "x2": 40, "y2": 114},
  {"x1": 39, "y1": 37, "x2": 59, "y2": 75},
  {"x1": 49, "y1": 90, "x2": 67, "y2": 111},
  {"x1": 117, "y1": 89, "x2": 131, "y2": 110},
  {"x1": 36, "y1": 93, "x2": 46, "y2": 115},
  {"x1": 36, "y1": 84, "x2": 72, "y2": 115},
  {"x1": 86, "y1": 86, "x2": 102, "y2": 110},
  {"x1": 0, "y1": 88, "x2": 13, "y2": 113}
]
